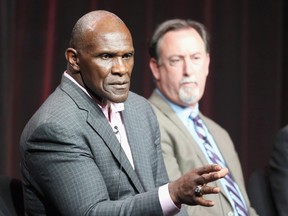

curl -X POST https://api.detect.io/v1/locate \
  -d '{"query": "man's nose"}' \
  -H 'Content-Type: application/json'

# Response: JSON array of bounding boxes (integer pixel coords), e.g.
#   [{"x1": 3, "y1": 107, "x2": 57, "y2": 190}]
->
[
  {"x1": 112, "y1": 57, "x2": 127, "y2": 74},
  {"x1": 183, "y1": 58, "x2": 194, "y2": 76}
]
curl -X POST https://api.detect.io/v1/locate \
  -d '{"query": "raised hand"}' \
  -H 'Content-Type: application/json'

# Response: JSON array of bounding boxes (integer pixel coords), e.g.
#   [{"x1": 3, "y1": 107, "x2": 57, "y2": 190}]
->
[{"x1": 168, "y1": 164, "x2": 228, "y2": 207}]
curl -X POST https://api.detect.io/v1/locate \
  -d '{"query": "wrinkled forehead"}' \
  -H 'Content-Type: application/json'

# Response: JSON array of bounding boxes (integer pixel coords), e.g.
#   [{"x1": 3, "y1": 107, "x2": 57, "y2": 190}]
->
[
  {"x1": 71, "y1": 11, "x2": 132, "y2": 49},
  {"x1": 158, "y1": 29, "x2": 206, "y2": 53},
  {"x1": 77, "y1": 23, "x2": 133, "y2": 53},
  {"x1": 85, "y1": 29, "x2": 134, "y2": 52}
]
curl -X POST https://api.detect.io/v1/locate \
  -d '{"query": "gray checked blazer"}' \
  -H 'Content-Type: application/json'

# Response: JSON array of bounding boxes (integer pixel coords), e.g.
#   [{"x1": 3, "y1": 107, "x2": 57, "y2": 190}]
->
[{"x1": 19, "y1": 75, "x2": 188, "y2": 216}]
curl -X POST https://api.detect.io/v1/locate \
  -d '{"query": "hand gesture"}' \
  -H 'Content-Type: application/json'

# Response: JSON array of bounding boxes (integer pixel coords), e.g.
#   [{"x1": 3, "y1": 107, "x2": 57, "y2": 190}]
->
[{"x1": 168, "y1": 164, "x2": 228, "y2": 207}]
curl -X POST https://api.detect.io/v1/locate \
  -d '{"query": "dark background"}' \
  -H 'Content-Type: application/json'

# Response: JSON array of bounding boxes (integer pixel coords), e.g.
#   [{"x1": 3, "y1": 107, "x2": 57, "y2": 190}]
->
[{"x1": 1, "y1": 0, "x2": 287, "y2": 184}]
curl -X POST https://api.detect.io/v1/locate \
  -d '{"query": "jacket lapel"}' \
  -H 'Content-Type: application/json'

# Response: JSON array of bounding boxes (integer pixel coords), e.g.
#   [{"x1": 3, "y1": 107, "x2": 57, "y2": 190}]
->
[
  {"x1": 149, "y1": 90, "x2": 207, "y2": 165},
  {"x1": 87, "y1": 112, "x2": 145, "y2": 192},
  {"x1": 122, "y1": 99, "x2": 153, "y2": 192},
  {"x1": 201, "y1": 114, "x2": 235, "y2": 203},
  {"x1": 150, "y1": 90, "x2": 231, "y2": 201},
  {"x1": 60, "y1": 75, "x2": 145, "y2": 193}
]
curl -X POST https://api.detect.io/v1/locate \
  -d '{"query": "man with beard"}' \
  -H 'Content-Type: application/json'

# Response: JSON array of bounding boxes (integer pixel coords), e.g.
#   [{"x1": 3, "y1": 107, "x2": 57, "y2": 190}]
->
[{"x1": 148, "y1": 19, "x2": 258, "y2": 216}]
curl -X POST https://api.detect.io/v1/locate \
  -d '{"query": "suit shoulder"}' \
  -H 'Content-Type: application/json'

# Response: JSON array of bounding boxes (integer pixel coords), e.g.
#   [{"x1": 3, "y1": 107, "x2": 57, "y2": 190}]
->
[
  {"x1": 127, "y1": 91, "x2": 152, "y2": 109},
  {"x1": 201, "y1": 114, "x2": 231, "y2": 136},
  {"x1": 276, "y1": 125, "x2": 288, "y2": 138}
]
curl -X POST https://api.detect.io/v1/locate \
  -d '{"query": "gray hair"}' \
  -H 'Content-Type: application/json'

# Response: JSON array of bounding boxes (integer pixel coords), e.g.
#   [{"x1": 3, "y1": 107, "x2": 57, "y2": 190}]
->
[{"x1": 148, "y1": 19, "x2": 210, "y2": 61}]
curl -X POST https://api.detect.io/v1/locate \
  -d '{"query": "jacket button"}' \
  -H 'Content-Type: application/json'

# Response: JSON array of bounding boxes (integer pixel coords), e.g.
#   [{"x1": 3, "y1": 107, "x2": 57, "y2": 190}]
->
[{"x1": 227, "y1": 212, "x2": 234, "y2": 216}]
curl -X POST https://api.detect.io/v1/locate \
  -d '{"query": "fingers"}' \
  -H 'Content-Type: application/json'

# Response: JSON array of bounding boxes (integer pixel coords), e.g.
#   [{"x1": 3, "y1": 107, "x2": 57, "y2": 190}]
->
[
  {"x1": 195, "y1": 164, "x2": 222, "y2": 175},
  {"x1": 193, "y1": 184, "x2": 221, "y2": 207},
  {"x1": 192, "y1": 164, "x2": 228, "y2": 186},
  {"x1": 202, "y1": 167, "x2": 228, "y2": 184},
  {"x1": 217, "y1": 167, "x2": 229, "y2": 178},
  {"x1": 200, "y1": 184, "x2": 220, "y2": 195},
  {"x1": 195, "y1": 197, "x2": 215, "y2": 207},
  {"x1": 191, "y1": 184, "x2": 218, "y2": 207},
  {"x1": 168, "y1": 164, "x2": 228, "y2": 207}
]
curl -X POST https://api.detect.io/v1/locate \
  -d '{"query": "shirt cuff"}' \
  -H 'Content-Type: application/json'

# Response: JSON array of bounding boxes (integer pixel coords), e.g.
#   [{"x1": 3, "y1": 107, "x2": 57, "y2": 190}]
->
[{"x1": 158, "y1": 183, "x2": 181, "y2": 216}]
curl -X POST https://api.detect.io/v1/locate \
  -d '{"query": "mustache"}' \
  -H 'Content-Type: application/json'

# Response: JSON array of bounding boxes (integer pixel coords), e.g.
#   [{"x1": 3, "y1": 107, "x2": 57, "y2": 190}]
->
[{"x1": 179, "y1": 77, "x2": 197, "y2": 85}]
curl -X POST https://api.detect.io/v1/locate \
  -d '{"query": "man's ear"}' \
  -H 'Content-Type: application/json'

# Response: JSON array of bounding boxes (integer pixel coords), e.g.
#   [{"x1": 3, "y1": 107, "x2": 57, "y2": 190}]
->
[
  {"x1": 65, "y1": 48, "x2": 80, "y2": 71},
  {"x1": 149, "y1": 58, "x2": 160, "y2": 80},
  {"x1": 205, "y1": 53, "x2": 210, "y2": 76}
]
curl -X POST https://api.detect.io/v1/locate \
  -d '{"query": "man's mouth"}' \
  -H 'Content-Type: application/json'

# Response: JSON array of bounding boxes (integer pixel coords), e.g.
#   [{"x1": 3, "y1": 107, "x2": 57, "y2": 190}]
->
[
  {"x1": 110, "y1": 81, "x2": 129, "y2": 89},
  {"x1": 181, "y1": 81, "x2": 197, "y2": 87}
]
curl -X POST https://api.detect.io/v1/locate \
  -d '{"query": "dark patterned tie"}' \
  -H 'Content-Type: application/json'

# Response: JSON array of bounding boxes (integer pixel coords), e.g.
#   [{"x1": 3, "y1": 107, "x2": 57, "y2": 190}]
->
[{"x1": 191, "y1": 114, "x2": 249, "y2": 216}]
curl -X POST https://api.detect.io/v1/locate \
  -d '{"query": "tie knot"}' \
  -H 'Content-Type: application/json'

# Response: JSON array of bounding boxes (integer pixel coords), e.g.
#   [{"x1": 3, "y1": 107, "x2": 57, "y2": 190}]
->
[
  {"x1": 190, "y1": 114, "x2": 206, "y2": 133},
  {"x1": 189, "y1": 113, "x2": 201, "y2": 123},
  {"x1": 194, "y1": 115, "x2": 201, "y2": 122}
]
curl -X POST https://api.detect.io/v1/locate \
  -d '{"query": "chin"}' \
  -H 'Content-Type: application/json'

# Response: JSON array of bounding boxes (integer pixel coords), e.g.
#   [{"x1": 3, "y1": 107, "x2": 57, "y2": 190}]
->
[
  {"x1": 110, "y1": 94, "x2": 129, "y2": 103},
  {"x1": 179, "y1": 94, "x2": 198, "y2": 104}
]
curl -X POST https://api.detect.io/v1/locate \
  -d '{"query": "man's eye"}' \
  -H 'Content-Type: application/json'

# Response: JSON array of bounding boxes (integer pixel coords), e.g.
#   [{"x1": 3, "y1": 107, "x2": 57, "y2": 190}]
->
[
  {"x1": 101, "y1": 54, "x2": 112, "y2": 59},
  {"x1": 192, "y1": 56, "x2": 204, "y2": 64},
  {"x1": 169, "y1": 58, "x2": 182, "y2": 66},
  {"x1": 170, "y1": 59, "x2": 180, "y2": 63},
  {"x1": 123, "y1": 53, "x2": 133, "y2": 59}
]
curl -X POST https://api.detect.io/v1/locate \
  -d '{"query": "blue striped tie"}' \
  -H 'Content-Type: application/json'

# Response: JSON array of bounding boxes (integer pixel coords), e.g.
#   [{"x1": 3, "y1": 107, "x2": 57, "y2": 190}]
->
[{"x1": 191, "y1": 114, "x2": 249, "y2": 216}]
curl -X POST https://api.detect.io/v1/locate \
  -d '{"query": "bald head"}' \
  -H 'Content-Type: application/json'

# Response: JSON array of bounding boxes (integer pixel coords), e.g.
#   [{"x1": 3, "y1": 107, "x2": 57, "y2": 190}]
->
[
  {"x1": 65, "y1": 10, "x2": 134, "y2": 105},
  {"x1": 69, "y1": 10, "x2": 130, "y2": 50}
]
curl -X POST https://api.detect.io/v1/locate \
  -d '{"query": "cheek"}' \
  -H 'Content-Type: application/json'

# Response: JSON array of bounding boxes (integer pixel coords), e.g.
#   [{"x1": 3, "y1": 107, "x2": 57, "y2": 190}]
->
[
  {"x1": 168, "y1": 75, "x2": 180, "y2": 88},
  {"x1": 82, "y1": 70, "x2": 107, "y2": 92},
  {"x1": 83, "y1": 75, "x2": 101, "y2": 94},
  {"x1": 198, "y1": 75, "x2": 208, "y2": 91},
  {"x1": 196, "y1": 64, "x2": 209, "y2": 82},
  {"x1": 127, "y1": 60, "x2": 134, "y2": 72},
  {"x1": 160, "y1": 69, "x2": 182, "y2": 85},
  {"x1": 89, "y1": 64, "x2": 109, "y2": 83}
]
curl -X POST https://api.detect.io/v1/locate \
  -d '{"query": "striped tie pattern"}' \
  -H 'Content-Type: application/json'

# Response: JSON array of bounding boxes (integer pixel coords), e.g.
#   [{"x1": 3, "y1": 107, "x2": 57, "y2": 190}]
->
[{"x1": 191, "y1": 114, "x2": 249, "y2": 216}]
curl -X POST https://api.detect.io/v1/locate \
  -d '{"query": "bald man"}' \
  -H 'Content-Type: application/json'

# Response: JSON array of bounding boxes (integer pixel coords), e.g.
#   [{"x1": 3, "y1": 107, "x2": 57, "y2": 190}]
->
[{"x1": 20, "y1": 10, "x2": 227, "y2": 215}]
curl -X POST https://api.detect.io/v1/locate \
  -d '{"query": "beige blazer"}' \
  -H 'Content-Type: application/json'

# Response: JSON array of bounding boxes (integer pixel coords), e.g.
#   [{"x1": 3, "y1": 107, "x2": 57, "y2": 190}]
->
[{"x1": 149, "y1": 90, "x2": 258, "y2": 216}]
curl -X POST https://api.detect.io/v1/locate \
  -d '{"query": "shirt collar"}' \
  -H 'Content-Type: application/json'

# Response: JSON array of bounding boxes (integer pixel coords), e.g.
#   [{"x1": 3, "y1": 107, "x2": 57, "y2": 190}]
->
[{"x1": 155, "y1": 88, "x2": 199, "y2": 119}]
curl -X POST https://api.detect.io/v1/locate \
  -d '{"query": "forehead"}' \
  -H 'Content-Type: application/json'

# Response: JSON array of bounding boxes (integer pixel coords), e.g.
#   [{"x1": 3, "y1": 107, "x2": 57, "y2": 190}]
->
[
  {"x1": 82, "y1": 21, "x2": 134, "y2": 53},
  {"x1": 159, "y1": 28, "x2": 206, "y2": 54}
]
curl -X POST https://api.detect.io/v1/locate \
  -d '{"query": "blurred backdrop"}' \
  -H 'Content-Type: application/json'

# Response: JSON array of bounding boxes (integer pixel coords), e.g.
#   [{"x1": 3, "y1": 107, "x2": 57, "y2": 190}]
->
[{"x1": 0, "y1": 0, "x2": 287, "y2": 184}]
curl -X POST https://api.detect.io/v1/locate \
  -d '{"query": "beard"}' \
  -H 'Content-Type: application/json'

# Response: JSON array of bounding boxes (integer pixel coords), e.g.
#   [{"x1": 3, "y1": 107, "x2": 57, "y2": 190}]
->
[{"x1": 179, "y1": 85, "x2": 200, "y2": 105}]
